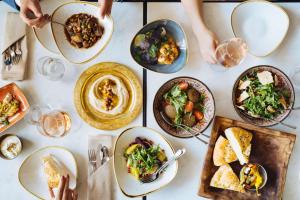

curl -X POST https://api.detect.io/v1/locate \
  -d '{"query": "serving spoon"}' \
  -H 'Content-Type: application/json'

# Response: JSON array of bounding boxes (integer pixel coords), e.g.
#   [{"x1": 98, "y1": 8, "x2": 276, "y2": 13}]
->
[
  {"x1": 140, "y1": 148, "x2": 186, "y2": 184},
  {"x1": 160, "y1": 112, "x2": 209, "y2": 144}
]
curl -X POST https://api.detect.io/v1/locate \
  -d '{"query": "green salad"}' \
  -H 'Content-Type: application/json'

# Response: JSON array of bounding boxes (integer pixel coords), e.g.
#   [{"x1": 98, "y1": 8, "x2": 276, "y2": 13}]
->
[
  {"x1": 237, "y1": 70, "x2": 290, "y2": 119},
  {"x1": 124, "y1": 137, "x2": 167, "y2": 180}
]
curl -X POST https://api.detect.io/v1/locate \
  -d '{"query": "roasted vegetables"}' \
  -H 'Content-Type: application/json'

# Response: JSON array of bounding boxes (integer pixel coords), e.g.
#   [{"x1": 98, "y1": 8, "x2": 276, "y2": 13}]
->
[{"x1": 0, "y1": 93, "x2": 20, "y2": 125}]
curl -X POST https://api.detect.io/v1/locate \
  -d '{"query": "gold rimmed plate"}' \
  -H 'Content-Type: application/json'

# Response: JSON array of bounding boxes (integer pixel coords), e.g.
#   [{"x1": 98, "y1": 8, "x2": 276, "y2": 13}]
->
[{"x1": 74, "y1": 62, "x2": 142, "y2": 130}]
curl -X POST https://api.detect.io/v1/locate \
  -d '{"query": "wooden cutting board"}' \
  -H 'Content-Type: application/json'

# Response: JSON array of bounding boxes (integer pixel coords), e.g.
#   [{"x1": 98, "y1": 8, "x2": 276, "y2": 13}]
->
[{"x1": 198, "y1": 116, "x2": 296, "y2": 200}]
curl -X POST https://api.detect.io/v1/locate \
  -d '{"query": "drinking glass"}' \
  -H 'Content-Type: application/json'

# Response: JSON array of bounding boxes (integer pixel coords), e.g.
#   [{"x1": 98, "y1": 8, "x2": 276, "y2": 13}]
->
[
  {"x1": 37, "y1": 56, "x2": 65, "y2": 81},
  {"x1": 290, "y1": 66, "x2": 300, "y2": 90},
  {"x1": 27, "y1": 105, "x2": 72, "y2": 138},
  {"x1": 213, "y1": 38, "x2": 248, "y2": 70}
]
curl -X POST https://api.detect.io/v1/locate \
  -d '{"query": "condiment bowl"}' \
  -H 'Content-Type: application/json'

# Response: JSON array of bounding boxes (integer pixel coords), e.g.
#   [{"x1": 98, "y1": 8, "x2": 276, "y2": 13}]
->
[
  {"x1": 240, "y1": 163, "x2": 268, "y2": 191},
  {"x1": 0, "y1": 134, "x2": 22, "y2": 160}
]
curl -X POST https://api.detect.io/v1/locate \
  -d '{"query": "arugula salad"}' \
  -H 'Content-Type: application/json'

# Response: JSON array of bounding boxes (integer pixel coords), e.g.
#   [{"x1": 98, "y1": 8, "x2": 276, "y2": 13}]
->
[
  {"x1": 236, "y1": 70, "x2": 290, "y2": 119},
  {"x1": 124, "y1": 137, "x2": 167, "y2": 180},
  {"x1": 162, "y1": 81, "x2": 206, "y2": 128}
]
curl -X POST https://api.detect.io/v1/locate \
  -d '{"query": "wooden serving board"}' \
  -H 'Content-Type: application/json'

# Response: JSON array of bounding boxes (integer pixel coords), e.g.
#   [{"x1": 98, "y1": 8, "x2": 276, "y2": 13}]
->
[{"x1": 198, "y1": 116, "x2": 296, "y2": 200}]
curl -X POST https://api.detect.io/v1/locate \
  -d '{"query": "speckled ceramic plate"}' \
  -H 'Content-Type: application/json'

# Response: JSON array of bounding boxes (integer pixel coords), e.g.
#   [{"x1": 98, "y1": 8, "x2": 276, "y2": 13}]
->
[
  {"x1": 232, "y1": 65, "x2": 295, "y2": 127},
  {"x1": 153, "y1": 77, "x2": 215, "y2": 138},
  {"x1": 74, "y1": 62, "x2": 142, "y2": 130}
]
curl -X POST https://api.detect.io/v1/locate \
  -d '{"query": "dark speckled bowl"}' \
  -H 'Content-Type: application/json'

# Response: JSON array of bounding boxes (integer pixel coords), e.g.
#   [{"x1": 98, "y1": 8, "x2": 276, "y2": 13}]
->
[
  {"x1": 233, "y1": 65, "x2": 295, "y2": 127},
  {"x1": 130, "y1": 19, "x2": 188, "y2": 74}
]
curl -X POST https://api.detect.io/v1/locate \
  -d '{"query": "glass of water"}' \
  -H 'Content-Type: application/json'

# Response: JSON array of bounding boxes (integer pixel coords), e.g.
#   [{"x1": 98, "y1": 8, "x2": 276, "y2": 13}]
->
[
  {"x1": 290, "y1": 66, "x2": 300, "y2": 90},
  {"x1": 37, "y1": 56, "x2": 65, "y2": 81}
]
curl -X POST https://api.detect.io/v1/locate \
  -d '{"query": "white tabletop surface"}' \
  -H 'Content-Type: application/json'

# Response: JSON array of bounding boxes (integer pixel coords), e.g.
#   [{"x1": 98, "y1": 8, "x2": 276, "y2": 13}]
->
[{"x1": 0, "y1": 2, "x2": 300, "y2": 200}]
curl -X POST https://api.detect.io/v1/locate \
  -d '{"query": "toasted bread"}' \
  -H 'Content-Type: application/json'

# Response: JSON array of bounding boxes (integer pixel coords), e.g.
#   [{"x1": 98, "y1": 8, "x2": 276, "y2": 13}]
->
[{"x1": 42, "y1": 155, "x2": 63, "y2": 188}]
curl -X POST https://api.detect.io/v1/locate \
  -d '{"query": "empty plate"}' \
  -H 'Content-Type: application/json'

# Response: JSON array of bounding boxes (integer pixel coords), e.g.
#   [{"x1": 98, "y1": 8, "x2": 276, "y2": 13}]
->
[
  {"x1": 51, "y1": 2, "x2": 113, "y2": 64},
  {"x1": 231, "y1": 0, "x2": 289, "y2": 57},
  {"x1": 18, "y1": 146, "x2": 77, "y2": 199}
]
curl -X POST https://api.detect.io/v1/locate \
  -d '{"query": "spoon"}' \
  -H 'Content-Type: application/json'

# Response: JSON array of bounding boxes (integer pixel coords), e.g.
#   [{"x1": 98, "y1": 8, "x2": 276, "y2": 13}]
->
[
  {"x1": 160, "y1": 112, "x2": 209, "y2": 144},
  {"x1": 51, "y1": 20, "x2": 66, "y2": 27},
  {"x1": 140, "y1": 148, "x2": 186, "y2": 184},
  {"x1": 101, "y1": 146, "x2": 110, "y2": 165}
]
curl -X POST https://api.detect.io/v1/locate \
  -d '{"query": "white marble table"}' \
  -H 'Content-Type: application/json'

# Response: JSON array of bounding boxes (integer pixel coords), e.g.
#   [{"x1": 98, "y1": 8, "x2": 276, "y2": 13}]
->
[{"x1": 0, "y1": 1, "x2": 300, "y2": 200}]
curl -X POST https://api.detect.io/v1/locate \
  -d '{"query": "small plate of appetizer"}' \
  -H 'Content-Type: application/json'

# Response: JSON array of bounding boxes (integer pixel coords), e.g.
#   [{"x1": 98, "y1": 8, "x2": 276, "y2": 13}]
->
[
  {"x1": 199, "y1": 116, "x2": 296, "y2": 199},
  {"x1": 18, "y1": 146, "x2": 77, "y2": 200},
  {"x1": 51, "y1": 2, "x2": 114, "y2": 64},
  {"x1": 233, "y1": 65, "x2": 295, "y2": 127},
  {"x1": 153, "y1": 77, "x2": 215, "y2": 138},
  {"x1": 0, "y1": 83, "x2": 29, "y2": 133},
  {"x1": 131, "y1": 19, "x2": 187, "y2": 74},
  {"x1": 114, "y1": 127, "x2": 178, "y2": 197}
]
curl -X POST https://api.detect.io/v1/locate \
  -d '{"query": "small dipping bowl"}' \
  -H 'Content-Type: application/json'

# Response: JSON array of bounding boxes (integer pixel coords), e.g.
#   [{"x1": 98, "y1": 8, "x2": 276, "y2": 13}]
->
[
  {"x1": 0, "y1": 134, "x2": 22, "y2": 160},
  {"x1": 240, "y1": 163, "x2": 267, "y2": 191}
]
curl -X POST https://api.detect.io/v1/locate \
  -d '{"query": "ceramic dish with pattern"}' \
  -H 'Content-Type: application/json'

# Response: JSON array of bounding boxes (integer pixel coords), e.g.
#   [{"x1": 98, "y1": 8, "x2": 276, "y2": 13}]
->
[
  {"x1": 130, "y1": 19, "x2": 187, "y2": 74},
  {"x1": 114, "y1": 126, "x2": 178, "y2": 197},
  {"x1": 153, "y1": 77, "x2": 215, "y2": 138},
  {"x1": 74, "y1": 62, "x2": 142, "y2": 130},
  {"x1": 231, "y1": 0, "x2": 289, "y2": 57},
  {"x1": 233, "y1": 65, "x2": 295, "y2": 127},
  {"x1": 0, "y1": 83, "x2": 30, "y2": 134},
  {"x1": 51, "y1": 2, "x2": 114, "y2": 64},
  {"x1": 18, "y1": 146, "x2": 77, "y2": 200}
]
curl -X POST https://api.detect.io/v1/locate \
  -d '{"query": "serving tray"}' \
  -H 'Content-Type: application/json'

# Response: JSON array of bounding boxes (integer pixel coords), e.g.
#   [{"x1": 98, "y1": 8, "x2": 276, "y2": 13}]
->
[{"x1": 198, "y1": 116, "x2": 296, "y2": 200}]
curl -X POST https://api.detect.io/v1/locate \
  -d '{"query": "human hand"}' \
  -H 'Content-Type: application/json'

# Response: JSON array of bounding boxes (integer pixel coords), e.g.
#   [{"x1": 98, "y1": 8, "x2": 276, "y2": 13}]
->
[
  {"x1": 20, "y1": 0, "x2": 50, "y2": 28},
  {"x1": 98, "y1": 0, "x2": 113, "y2": 19},
  {"x1": 195, "y1": 28, "x2": 219, "y2": 64},
  {"x1": 49, "y1": 175, "x2": 78, "y2": 200}
]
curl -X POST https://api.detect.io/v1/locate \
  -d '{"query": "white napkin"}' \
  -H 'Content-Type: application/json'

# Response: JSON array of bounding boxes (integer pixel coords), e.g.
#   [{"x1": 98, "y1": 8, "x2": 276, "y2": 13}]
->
[
  {"x1": 88, "y1": 135, "x2": 116, "y2": 200},
  {"x1": 1, "y1": 12, "x2": 27, "y2": 80}
]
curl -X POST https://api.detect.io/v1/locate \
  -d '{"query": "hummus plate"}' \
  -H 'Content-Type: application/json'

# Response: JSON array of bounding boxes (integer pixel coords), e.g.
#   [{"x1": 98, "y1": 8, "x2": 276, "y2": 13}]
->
[{"x1": 74, "y1": 62, "x2": 142, "y2": 130}]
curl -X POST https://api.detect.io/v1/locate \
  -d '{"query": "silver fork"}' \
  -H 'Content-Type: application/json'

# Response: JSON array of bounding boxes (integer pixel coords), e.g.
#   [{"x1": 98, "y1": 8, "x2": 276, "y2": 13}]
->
[
  {"x1": 14, "y1": 40, "x2": 22, "y2": 64},
  {"x1": 88, "y1": 148, "x2": 97, "y2": 175}
]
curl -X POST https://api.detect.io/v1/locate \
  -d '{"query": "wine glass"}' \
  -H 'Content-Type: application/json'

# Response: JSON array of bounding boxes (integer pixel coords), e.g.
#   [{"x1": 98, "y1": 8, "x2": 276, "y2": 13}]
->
[
  {"x1": 212, "y1": 38, "x2": 248, "y2": 71},
  {"x1": 27, "y1": 105, "x2": 72, "y2": 138},
  {"x1": 37, "y1": 56, "x2": 65, "y2": 81}
]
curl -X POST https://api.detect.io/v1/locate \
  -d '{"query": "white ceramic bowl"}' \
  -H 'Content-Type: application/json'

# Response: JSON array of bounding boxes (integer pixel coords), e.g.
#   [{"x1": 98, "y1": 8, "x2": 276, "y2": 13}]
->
[
  {"x1": 114, "y1": 127, "x2": 178, "y2": 197},
  {"x1": 231, "y1": 0, "x2": 289, "y2": 57},
  {"x1": 18, "y1": 146, "x2": 77, "y2": 200},
  {"x1": 51, "y1": 2, "x2": 114, "y2": 63}
]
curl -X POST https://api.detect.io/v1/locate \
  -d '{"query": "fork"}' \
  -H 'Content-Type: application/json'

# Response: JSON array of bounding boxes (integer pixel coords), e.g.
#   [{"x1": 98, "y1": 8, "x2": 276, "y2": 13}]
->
[
  {"x1": 14, "y1": 40, "x2": 22, "y2": 64},
  {"x1": 88, "y1": 148, "x2": 97, "y2": 174}
]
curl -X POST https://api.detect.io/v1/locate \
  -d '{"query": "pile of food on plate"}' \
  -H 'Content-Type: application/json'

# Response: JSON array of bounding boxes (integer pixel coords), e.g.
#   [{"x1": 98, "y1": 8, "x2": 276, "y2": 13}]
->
[
  {"x1": 0, "y1": 93, "x2": 20, "y2": 126},
  {"x1": 133, "y1": 26, "x2": 179, "y2": 65},
  {"x1": 236, "y1": 70, "x2": 290, "y2": 119},
  {"x1": 42, "y1": 154, "x2": 66, "y2": 188},
  {"x1": 124, "y1": 137, "x2": 167, "y2": 181},
  {"x1": 64, "y1": 13, "x2": 104, "y2": 48},
  {"x1": 88, "y1": 75, "x2": 129, "y2": 115},
  {"x1": 162, "y1": 81, "x2": 206, "y2": 129},
  {"x1": 210, "y1": 127, "x2": 266, "y2": 195}
]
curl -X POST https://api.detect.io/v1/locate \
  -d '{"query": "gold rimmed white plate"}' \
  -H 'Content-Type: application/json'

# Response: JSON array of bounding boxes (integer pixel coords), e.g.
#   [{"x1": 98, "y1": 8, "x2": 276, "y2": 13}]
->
[
  {"x1": 18, "y1": 146, "x2": 77, "y2": 200},
  {"x1": 74, "y1": 62, "x2": 142, "y2": 130},
  {"x1": 231, "y1": 0, "x2": 289, "y2": 57},
  {"x1": 51, "y1": 2, "x2": 114, "y2": 64}
]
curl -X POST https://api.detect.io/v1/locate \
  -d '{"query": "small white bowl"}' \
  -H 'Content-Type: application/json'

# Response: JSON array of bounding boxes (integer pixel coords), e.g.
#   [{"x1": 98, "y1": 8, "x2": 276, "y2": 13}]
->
[
  {"x1": 18, "y1": 146, "x2": 77, "y2": 199},
  {"x1": 51, "y1": 2, "x2": 114, "y2": 64},
  {"x1": 231, "y1": 0, "x2": 289, "y2": 57},
  {"x1": 114, "y1": 127, "x2": 178, "y2": 197}
]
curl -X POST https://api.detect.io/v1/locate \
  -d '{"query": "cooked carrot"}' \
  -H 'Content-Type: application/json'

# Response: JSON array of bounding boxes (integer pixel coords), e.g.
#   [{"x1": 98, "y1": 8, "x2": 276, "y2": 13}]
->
[
  {"x1": 178, "y1": 82, "x2": 189, "y2": 90},
  {"x1": 194, "y1": 110, "x2": 204, "y2": 121},
  {"x1": 185, "y1": 101, "x2": 194, "y2": 112}
]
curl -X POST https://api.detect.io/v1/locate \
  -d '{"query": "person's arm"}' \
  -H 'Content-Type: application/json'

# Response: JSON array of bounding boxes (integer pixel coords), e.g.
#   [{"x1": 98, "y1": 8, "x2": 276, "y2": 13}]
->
[
  {"x1": 98, "y1": 0, "x2": 113, "y2": 18},
  {"x1": 182, "y1": 0, "x2": 218, "y2": 64}
]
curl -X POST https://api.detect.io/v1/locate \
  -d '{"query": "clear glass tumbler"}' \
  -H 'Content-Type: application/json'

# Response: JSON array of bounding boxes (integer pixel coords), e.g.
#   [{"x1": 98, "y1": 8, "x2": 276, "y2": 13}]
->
[{"x1": 37, "y1": 56, "x2": 65, "y2": 81}]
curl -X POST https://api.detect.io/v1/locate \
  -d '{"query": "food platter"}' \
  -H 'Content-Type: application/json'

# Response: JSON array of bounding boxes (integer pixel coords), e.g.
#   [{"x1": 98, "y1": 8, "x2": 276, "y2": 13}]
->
[
  {"x1": 198, "y1": 116, "x2": 296, "y2": 199},
  {"x1": 74, "y1": 62, "x2": 142, "y2": 130}
]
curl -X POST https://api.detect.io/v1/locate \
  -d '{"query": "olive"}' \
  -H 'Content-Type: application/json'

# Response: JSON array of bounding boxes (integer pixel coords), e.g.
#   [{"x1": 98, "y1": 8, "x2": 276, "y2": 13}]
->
[
  {"x1": 182, "y1": 114, "x2": 196, "y2": 127},
  {"x1": 187, "y1": 88, "x2": 200, "y2": 103},
  {"x1": 164, "y1": 104, "x2": 176, "y2": 119}
]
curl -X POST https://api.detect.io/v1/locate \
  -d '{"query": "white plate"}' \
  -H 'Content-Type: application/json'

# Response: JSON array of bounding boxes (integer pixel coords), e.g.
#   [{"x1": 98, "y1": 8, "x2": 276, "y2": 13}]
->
[
  {"x1": 33, "y1": 0, "x2": 74, "y2": 54},
  {"x1": 231, "y1": 0, "x2": 289, "y2": 57},
  {"x1": 18, "y1": 146, "x2": 77, "y2": 200},
  {"x1": 114, "y1": 127, "x2": 178, "y2": 197},
  {"x1": 51, "y1": 2, "x2": 114, "y2": 64}
]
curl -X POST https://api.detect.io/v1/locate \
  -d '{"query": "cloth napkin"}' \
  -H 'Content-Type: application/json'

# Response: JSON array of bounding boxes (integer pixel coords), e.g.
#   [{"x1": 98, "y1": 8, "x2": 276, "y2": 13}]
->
[
  {"x1": 88, "y1": 134, "x2": 116, "y2": 200},
  {"x1": 1, "y1": 12, "x2": 27, "y2": 80}
]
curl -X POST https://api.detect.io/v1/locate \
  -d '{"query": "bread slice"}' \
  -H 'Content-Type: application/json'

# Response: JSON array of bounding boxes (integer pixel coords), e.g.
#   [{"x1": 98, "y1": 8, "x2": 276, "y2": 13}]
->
[
  {"x1": 213, "y1": 136, "x2": 238, "y2": 166},
  {"x1": 42, "y1": 155, "x2": 64, "y2": 188},
  {"x1": 210, "y1": 164, "x2": 245, "y2": 193},
  {"x1": 225, "y1": 127, "x2": 253, "y2": 165}
]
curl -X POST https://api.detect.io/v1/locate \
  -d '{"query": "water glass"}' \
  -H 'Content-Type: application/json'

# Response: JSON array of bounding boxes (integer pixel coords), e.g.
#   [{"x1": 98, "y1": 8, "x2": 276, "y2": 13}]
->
[
  {"x1": 37, "y1": 56, "x2": 65, "y2": 81},
  {"x1": 290, "y1": 66, "x2": 300, "y2": 90}
]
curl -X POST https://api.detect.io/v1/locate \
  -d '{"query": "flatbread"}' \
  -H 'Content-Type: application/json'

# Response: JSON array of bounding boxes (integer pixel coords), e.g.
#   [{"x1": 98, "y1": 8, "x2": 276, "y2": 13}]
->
[
  {"x1": 213, "y1": 136, "x2": 238, "y2": 166},
  {"x1": 42, "y1": 155, "x2": 64, "y2": 188}
]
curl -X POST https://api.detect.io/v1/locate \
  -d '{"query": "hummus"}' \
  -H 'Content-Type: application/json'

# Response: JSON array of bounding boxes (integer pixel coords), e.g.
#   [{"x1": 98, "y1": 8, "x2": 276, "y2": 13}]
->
[
  {"x1": 88, "y1": 75, "x2": 129, "y2": 115},
  {"x1": 0, "y1": 135, "x2": 22, "y2": 159}
]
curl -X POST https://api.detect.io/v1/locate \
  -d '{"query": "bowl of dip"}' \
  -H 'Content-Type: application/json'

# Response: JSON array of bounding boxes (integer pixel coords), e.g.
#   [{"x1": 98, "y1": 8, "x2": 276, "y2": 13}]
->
[{"x1": 0, "y1": 134, "x2": 22, "y2": 160}]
